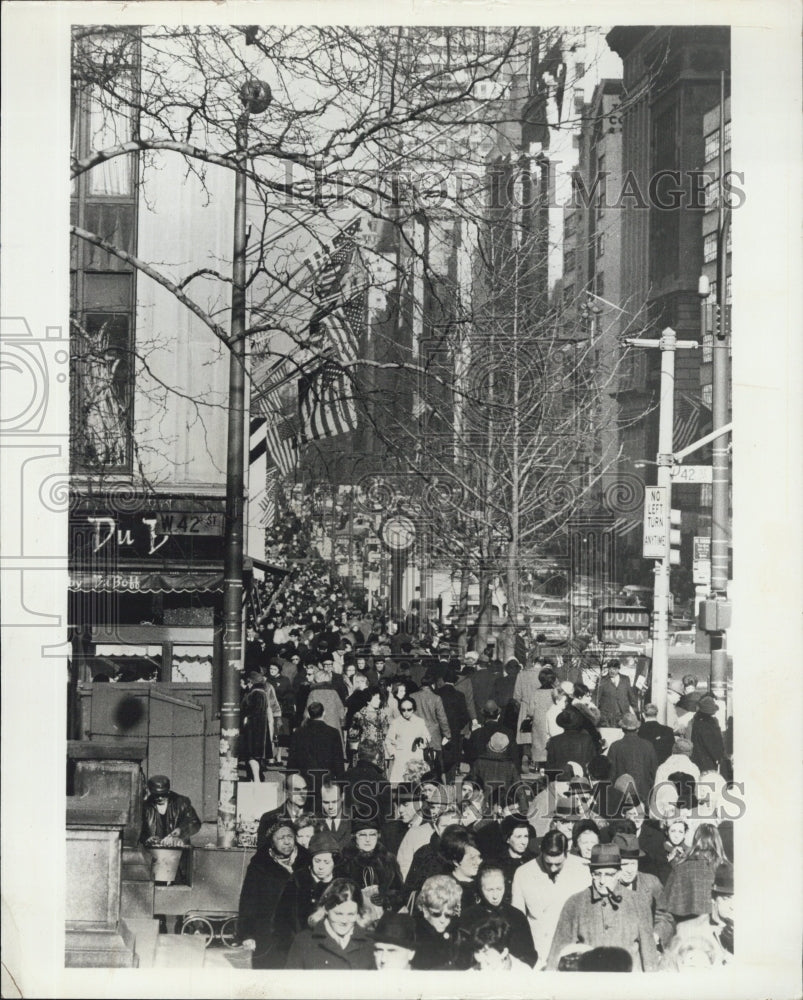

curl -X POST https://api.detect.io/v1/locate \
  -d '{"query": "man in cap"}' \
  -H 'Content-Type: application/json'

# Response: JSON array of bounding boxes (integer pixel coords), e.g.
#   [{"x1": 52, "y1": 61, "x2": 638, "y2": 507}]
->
[
  {"x1": 140, "y1": 775, "x2": 201, "y2": 847},
  {"x1": 662, "y1": 860, "x2": 734, "y2": 963},
  {"x1": 612, "y1": 833, "x2": 663, "y2": 920},
  {"x1": 638, "y1": 703, "x2": 675, "y2": 766},
  {"x1": 607, "y1": 712, "x2": 658, "y2": 809},
  {"x1": 373, "y1": 912, "x2": 418, "y2": 970},
  {"x1": 511, "y1": 830, "x2": 590, "y2": 967},
  {"x1": 545, "y1": 844, "x2": 659, "y2": 971}
]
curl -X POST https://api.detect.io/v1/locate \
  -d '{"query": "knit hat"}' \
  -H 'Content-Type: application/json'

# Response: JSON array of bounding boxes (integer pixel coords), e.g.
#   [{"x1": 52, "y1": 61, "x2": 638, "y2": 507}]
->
[
  {"x1": 619, "y1": 712, "x2": 639, "y2": 731},
  {"x1": 697, "y1": 694, "x2": 719, "y2": 715},
  {"x1": 352, "y1": 816, "x2": 381, "y2": 834},
  {"x1": 307, "y1": 830, "x2": 340, "y2": 857}
]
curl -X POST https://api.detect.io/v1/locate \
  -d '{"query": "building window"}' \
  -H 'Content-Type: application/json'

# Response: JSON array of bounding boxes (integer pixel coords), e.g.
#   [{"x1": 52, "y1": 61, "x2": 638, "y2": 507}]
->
[
  {"x1": 597, "y1": 232, "x2": 605, "y2": 257},
  {"x1": 70, "y1": 313, "x2": 133, "y2": 470},
  {"x1": 704, "y1": 120, "x2": 731, "y2": 162},
  {"x1": 595, "y1": 273, "x2": 604, "y2": 298},
  {"x1": 564, "y1": 248, "x2": 575, "y2": 272},
  {"x1": 703, "y1": 232, "x2": 718, "y2": 263}
]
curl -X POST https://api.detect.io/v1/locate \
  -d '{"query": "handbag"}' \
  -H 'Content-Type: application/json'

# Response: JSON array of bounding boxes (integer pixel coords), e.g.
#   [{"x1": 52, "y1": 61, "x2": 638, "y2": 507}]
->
[{"x1": 520, "y1": 716, "x2": 533, "y2": 734}]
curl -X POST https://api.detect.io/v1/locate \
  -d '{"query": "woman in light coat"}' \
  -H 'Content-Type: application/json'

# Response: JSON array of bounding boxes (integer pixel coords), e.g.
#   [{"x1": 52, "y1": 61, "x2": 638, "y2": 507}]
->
[{"x1": 385, "y1": 697, "x2": 431, "y2": 784}]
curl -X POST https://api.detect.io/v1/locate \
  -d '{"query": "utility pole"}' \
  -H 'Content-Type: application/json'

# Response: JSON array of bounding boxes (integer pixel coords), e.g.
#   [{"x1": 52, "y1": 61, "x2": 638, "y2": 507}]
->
[
  {"x1": 218, "y1": 79, "x2": 271, "y2": 847},
  {"x1": 625, "y1": 328, "x2": 697, "y2": 722},
  {"x1": 709, "y1": 73, "x2": 731, "y2": 707}
]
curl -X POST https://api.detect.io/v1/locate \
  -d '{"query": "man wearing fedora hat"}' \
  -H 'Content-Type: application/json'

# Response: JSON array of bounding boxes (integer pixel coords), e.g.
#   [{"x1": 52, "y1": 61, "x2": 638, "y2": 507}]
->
[
  {"x1": 612, "y1": 833, "x2": 663, "y2": 920},
  {"x1": 545, "y1": 844, "x2": 659, "y2": 971},
  {"x1": 373, "y1": 912, "x2": 418, "y2": 969}
]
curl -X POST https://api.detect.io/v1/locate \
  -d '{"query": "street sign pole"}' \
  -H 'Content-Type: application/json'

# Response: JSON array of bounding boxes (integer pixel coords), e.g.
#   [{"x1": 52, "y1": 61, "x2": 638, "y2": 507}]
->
[{"x1": 626, "y1": 328, "x2": 698, "y2": 723}]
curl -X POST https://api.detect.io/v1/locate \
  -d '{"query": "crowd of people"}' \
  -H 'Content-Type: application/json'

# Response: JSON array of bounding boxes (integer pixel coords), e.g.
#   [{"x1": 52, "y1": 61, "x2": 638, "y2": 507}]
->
[{"x1": 219, "y1": 581, "x2": 736, "y2": 974}]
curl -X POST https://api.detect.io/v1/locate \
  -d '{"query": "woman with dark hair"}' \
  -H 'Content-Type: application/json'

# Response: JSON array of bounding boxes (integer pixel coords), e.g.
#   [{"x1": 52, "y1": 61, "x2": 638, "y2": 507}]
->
[
  {"x1": 284, "y1": 878, "x2": 375, "y2": 969},
  {"x1": 412, "y1": 875, "x2": 470, "y2": 970},
  {"x1": 570, "y1": 819, "x2": 601, "y2": 866},
  {"x1": 385, "y1": 696, "x2": 430, "y2": 784},
  {"x1": 492, "y1": 816, "x2": 537, "y2": 896},
  {"x1": 348, "y1": 685, "x2": 390, "y2": 772},
  {"x1": 544, "y1": 705, "x2": 596, "y2": 776},
  {"x1": 572, "y1": 683, "x2": 605, "y2": 755},
  {"x1": 239, "y1": 819, "x2": 310, "y2": 968},
  {"x1": 438, "y1": 826, "x2": 483, "y2": 910},
  {"x1": 654, "y1": 823, "x2": 726, "y2": 949},
  {"x1": 469, "y1": 913, "x2": 534, "y2": 971}
]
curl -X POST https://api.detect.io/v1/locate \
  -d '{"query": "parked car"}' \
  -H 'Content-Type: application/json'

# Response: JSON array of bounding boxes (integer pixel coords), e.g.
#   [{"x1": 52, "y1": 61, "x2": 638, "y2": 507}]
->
[{"x1": 670, "y1": 630, "x2": 696, "y2": 647}]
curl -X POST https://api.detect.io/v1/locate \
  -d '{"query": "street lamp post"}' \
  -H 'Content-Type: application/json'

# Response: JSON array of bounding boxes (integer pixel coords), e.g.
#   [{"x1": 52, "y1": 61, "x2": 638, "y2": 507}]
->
[{"x1": 218, "y1": 78, "x2": 271, "y2": 848}]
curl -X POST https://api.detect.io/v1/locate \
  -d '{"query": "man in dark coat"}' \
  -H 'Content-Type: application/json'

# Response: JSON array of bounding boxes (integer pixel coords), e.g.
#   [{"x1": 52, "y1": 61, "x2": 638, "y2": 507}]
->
[
  {"x1": 690, "y1": 695, "x2": 725, "y2": 772},
  {"x1": 596, "y1": 659, "x2": 638, "y2": 727},
  {"x1": 638, "y1": 702, "x2": 675, "y2": 765},
  {"x1": 286, "y1": 701, "x2": 345, "y2": 788},
  {"x1": 381, "y1": 785, "x2": 423, "y2": 857},
  {"x1": 140, "y1": 775, "x2": 201, "y2": 846},
  {"x1": 468, "y1": 659, "x2": 497, "y2": 717},
  {"x1": 465, "y1": 700, "x2": 515, "y2": 768},
  {"x1": 239, "y1": 819, "x2": 311, "y2": 968},
  {"x1": 607, "y1": 712, "x2": 658, "y2": 807},
  {"x1": 435, "y1": 669, "x2": 471, "y2": 780}
]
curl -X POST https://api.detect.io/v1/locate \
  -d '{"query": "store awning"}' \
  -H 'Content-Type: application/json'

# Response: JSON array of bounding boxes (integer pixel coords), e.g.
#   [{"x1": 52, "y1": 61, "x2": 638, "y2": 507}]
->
[{"x1": 68, "y1": 571, "x2": 223, "y2": 594}]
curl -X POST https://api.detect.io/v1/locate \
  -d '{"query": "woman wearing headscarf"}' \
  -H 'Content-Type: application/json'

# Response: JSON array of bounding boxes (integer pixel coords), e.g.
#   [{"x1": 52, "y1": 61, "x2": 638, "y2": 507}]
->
[{"x1": 339, "y1": 818, "x2": 405, "y2": 920}]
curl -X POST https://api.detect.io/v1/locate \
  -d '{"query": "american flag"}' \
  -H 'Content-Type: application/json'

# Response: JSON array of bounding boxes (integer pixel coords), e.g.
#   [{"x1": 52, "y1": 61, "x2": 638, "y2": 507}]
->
[
  {"x1": 299, "y1": 359, "x2": 358, "y2": 442},
  {"x1": 298, "y1": 218, "x2": 363, "y2": 443},
  {"x1": 674, "y1": 391, "x2": 708, "y2": 453},
  {"x1": 259, "y1": 467, "x2": 279, "y2": 528}
]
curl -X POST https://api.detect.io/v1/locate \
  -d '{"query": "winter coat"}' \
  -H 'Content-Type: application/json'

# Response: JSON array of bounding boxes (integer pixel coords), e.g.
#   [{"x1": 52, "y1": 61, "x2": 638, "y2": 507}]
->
[
  {"x1": 140, "y1": 791, "x2": 201, "y2": 845},
  {"x1": 285, "y1": 921, "x2": 375, "y2": 970},
  {"x1": 303, "y1": 682, "x2": 345, "y2": 733},
  {"x1": 411, "y1": 913, "x2": 470, "y2": 970},
  {"x1": 639, "y1": 719, "x2": 675, "y2": 766},
  {"x1": 412, "y1": 687, "x2": 451, "y2": 744},
  {"x1": 461, "y1": 899, "x2": 538, "y2": 967},
  {"x1": 385, "y1": 712, "x2": 430, "y2": 784},
  {"x1": 545, "y1": 728, "x2": 596, "y2": 776},
  {"x1": 596, "y1": 674, "x2": 638, "y2": 727},
  {"x1": 241, "y1": 683, "x2": 282, "y2": 762},
  {"x1": 607, "y1": 731, "x2": 658, "y2": 807},
  {"x1": 339, "y1": 845, "x2": 405, "y2": 912},
  {"x1": 512, "y1": 668, "x2": 540, "y2": 747},
  {"x1": 272, "y1": 869, "x2": 341, "y2": 957},
  {"x1": 238, "y1": 847, "x2": 310, "y2": 968},
  {"x1": 690, "y1": 712, "x2": 724, "y2": 773},
  {"x1": 286, "y1": 718, "x2": 345, "y2": 783}
]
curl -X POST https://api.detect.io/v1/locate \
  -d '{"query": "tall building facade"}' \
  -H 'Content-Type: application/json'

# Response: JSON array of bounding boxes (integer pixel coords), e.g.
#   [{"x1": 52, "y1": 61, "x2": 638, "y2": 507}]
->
[{"x1": 606, "y1": 26, "x2": 730, "y2": 590}]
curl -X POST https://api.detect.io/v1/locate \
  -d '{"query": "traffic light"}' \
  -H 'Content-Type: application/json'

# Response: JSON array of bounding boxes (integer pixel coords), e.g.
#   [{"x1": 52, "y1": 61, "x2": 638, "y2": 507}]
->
[{"x1": 669, "y1": 509, "x2": 681, "y2": 565}]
